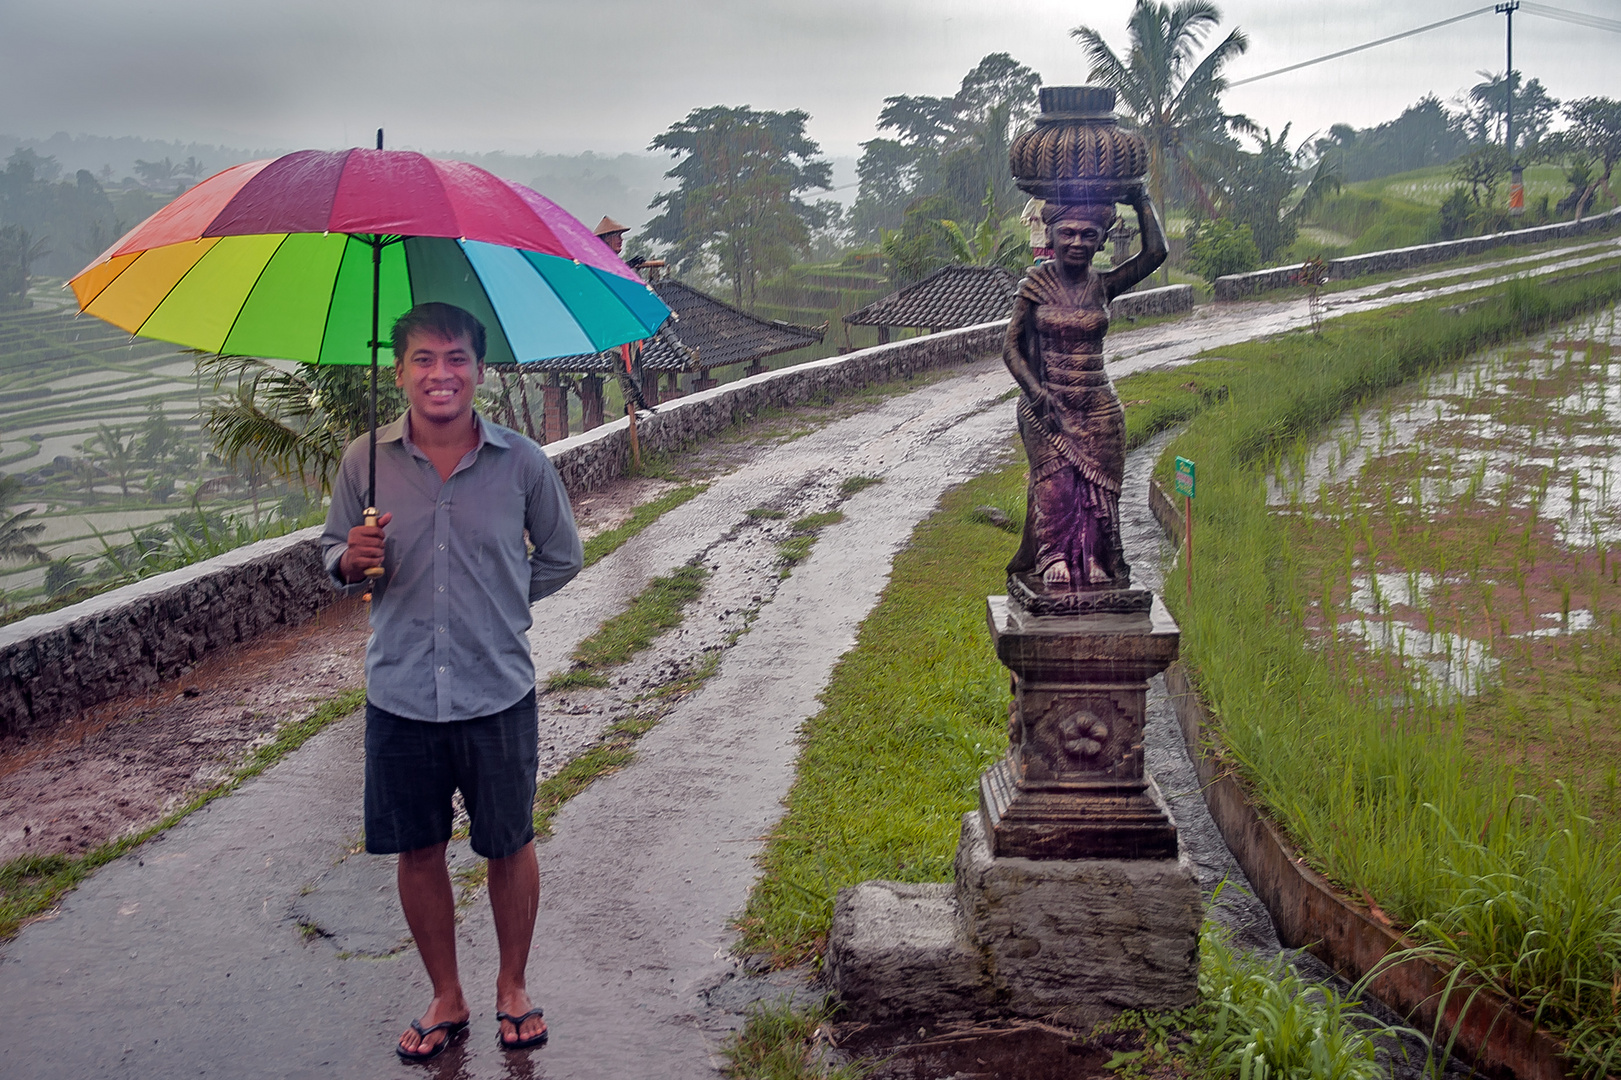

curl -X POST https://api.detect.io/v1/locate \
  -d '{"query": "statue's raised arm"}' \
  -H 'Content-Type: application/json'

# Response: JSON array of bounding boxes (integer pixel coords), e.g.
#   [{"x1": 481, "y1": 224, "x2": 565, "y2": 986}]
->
[{"x1": 1101, "y1": 190, "x2": 1168, "y2": 301}]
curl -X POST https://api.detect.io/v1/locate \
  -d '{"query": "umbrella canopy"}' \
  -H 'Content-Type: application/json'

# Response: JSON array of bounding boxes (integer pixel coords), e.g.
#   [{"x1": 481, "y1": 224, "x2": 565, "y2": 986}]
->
[{"x1": 68, "y1": 149, "x2": 671, "y2": 365}]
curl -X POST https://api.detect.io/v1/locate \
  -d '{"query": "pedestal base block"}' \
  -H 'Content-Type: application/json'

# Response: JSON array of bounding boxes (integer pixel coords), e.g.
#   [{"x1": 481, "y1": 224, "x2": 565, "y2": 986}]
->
[
  {"x1": 824, "y1": 881, "x2": 992, "y2": 1022},
  {"x1": 955, "y1": 813, "x2": 1199, "y2": 1027}
]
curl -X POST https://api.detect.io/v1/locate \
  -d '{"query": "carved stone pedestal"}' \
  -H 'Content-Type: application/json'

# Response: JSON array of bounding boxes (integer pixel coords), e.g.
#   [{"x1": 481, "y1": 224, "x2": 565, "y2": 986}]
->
[
  {"x1": 827, "y1": 591, "x2": 1199, "y2": 1024},
  {"x1": 981, "y1": 593, "x2": 1180, "y2": 860}
]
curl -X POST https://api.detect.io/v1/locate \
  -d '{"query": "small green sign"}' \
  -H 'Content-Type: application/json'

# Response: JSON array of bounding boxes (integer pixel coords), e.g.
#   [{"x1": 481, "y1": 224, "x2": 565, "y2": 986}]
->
[{"x1": 1174, "y1": 456, "x2": 1196, "y2": 498}]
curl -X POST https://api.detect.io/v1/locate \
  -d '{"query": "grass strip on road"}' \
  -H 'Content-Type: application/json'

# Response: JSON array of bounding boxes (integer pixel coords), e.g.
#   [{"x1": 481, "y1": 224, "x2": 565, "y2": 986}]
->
[
  {"x1": 1157, "y1": 271, "x2": 1621, "y2": 1075},
  {"x1": 581, "y1": 483, "x2": 708, "y2": 568},
  {"x1": 777, "y1": 512, "x2": 845, "y2": 576},
  {"x1": 532, "y1": 712, "x2": 659, "y2": 838},
  {"x1": 546, "y1": 562, "x2": 710, "y2": 692},
  {"x1": 0, "y1": 687, "x2": 367, "y2": 940}
]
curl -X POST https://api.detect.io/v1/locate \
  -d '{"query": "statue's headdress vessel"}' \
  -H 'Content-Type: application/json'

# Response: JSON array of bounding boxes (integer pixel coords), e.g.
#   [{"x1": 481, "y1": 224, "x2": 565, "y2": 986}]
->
[{"x1": 1009, "y1": 87, "x2": 1150, "y2": 206}]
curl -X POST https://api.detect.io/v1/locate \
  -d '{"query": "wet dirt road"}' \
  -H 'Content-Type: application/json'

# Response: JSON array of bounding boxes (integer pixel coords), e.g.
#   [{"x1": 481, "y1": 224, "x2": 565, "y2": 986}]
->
[
  {"x1": 0, "y1": 355, "x2": 1019, "y2": 1079},
  {"x1": 3, "y1": 244, "x2": 1592, "y2": 1077}
]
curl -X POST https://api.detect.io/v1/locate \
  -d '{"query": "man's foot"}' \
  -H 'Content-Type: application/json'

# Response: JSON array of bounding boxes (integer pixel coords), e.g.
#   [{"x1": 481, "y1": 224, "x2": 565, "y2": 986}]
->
[
  {"x1": 397, "y1": 995, "x2": 470, "y2": 1062},
  {"x1": 496, "y1": 991, "x2": 548, "y2": 1050}
]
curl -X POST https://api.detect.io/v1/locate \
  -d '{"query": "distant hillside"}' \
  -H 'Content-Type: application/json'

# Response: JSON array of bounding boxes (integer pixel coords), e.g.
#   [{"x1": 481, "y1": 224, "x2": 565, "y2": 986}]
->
[{"x1": 0, "y1": 132, "x2": 678, "y2": 235}]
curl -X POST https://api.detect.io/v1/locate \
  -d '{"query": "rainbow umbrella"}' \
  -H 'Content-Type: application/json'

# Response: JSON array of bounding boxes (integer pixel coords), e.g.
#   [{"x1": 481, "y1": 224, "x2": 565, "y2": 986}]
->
[{"x1": 69, "y1": 143, "x2": 670, "y2": 513}]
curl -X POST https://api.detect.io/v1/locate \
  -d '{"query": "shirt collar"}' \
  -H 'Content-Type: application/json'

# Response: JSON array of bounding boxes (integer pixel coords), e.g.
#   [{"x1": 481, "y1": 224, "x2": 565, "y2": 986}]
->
[{"x1": 380, "y1": 409, "x2": 510, "y2": 453}]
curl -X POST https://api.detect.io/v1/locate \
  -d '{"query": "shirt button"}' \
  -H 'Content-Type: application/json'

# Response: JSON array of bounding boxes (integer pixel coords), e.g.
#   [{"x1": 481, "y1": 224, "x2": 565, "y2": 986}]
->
[
  {"x1": 437, "y1": 584, "x2": 446, "y2": 593},
  {"x1": 438, "y1": 543, "x2": 446, "y2": 551},
  {"x1": 438, "y1": 665, "x2": 446, "y2": 674}
]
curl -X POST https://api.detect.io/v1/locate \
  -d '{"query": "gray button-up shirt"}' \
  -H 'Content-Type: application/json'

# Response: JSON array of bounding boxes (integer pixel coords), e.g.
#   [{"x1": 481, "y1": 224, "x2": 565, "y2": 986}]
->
[{"x1": 321, "y1": 411, "x2": 582, "y2": 722}]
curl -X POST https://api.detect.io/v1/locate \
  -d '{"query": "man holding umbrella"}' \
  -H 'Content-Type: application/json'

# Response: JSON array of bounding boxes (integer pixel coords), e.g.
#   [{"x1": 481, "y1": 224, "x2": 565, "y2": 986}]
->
[{"x1": 323, "y1": 301, "x2": 582, "y2": 1061}]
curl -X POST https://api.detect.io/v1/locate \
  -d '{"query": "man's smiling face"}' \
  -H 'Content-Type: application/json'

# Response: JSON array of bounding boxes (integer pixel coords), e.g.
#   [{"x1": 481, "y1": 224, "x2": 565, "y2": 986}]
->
[{"x1": 395, "y1": 328, "x2": 485, "y2": 429}]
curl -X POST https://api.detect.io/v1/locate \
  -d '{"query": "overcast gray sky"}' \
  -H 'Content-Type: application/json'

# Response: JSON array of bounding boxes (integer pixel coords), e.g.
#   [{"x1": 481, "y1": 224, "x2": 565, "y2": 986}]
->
[{"x1": 2, "y1": 0, "x2": 1614, "y2": 160}]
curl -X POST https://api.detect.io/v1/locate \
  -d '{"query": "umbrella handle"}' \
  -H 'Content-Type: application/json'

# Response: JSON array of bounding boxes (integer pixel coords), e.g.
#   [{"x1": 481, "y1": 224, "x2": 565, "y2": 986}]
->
[{"x1": 362, "y1": 507, "x2": 385, "y2": 579}]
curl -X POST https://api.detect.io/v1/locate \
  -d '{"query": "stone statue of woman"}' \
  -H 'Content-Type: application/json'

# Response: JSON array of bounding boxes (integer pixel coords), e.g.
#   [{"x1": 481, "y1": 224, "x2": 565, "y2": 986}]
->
[{"x1": 1003, "y1": 190, "x2": 1167, "y2": 592}]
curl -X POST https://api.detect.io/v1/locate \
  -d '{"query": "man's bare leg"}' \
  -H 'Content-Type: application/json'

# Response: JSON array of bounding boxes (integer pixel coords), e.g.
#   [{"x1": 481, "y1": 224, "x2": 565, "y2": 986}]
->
[
  {"x1": 488, "y1": 840, "x2": 547, "y2": 1046},
  {"x1": 396, "y1": 842, "x2": 470, "y2": 1056}
]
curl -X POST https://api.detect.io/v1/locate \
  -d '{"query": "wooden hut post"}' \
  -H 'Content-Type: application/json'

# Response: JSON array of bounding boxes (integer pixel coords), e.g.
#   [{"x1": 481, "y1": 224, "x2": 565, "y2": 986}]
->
[
  {"x1": 580, "y1": 375, "x2": 605, "y2": 430},
  {"x1": 543, "y1": 373, "x2": 569, "y2": 443},
  {"x1": 514, "y1": 370, "x2": 540, "y2": 443}
]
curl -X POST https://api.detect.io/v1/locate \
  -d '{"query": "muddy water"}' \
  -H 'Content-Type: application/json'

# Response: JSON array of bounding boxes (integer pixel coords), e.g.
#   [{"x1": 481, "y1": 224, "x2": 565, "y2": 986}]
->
[{"x1": 1273, "y1": 303, "x2": 1621, "y2": 700}]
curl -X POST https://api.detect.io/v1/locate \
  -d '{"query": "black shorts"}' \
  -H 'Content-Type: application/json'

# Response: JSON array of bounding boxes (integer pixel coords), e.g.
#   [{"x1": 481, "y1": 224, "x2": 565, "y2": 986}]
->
[{"x1": 363, "y1": 689, "x2": 538, "y2": 859}]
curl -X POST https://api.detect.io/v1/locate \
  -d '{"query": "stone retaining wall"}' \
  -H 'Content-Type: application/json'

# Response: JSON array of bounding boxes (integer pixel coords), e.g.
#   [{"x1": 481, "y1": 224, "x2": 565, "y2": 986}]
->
[
  {"x1": 0, "y1": 323, "x2": 1006, "y2": 739},
  {"x1": 1112, "y1": 283, "x2": 1193, "y2": 320},
  {"x1": 1213, "y1": 206, "x2": 1621, "y2": 301},
  {"x1": 0, "y1": 529, "x2": 332, "y2": 740}
]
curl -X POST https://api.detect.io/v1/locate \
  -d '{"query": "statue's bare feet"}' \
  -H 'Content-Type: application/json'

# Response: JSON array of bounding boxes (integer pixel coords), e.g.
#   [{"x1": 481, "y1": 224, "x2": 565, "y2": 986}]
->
[
  {"x1": 1083, "y1": 556, "x2": 1108, "y2": 584},
  {"x1": 1042, "y1": 560, "x2": 1071, "y2": 586}
]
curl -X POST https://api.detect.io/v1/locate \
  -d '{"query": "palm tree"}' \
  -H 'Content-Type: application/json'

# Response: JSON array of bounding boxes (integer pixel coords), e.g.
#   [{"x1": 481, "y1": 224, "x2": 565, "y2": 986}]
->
[
  {"x1": 199, "y1": 353, "x2": 405, "y2": 494},
  {"x1": 1071, "y1": 1, "x2": 1252, "y2": 220},
  {"x1": 0, "y1": 475, "x2": 47, "y2": 566}
]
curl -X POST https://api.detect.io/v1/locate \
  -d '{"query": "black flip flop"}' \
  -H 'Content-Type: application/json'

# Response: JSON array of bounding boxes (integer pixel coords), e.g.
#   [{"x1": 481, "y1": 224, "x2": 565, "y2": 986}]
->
[
  {"x1": 396, "y1": 1017, "x2": 468, "y2": 1063},
  {"x1": 496, "y1": 1008, "x2": 548, "y2": 1050}
]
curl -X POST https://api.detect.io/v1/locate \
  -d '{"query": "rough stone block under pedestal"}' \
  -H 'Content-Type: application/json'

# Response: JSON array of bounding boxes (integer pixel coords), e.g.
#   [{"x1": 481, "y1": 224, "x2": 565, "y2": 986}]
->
[
  {"x1": 955, "y1": 813, "x2": 1199, "y2": 1026},
  {"x1": 826, "y1": 881, "x2": 990, "y2": 1021}
]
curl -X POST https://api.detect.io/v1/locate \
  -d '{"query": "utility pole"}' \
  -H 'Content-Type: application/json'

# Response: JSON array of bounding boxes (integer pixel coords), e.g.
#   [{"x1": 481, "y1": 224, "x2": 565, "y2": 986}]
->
[{"x1": 1496, "y1": 0, "x2": 1524, "y2": 216}]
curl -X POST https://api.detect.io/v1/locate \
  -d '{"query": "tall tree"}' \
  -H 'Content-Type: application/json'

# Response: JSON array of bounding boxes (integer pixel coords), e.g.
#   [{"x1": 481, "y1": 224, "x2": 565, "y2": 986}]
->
[
  {"x1": 849, "y1": 54, "x2": 1040, "y2": 241},
  {"x1": 1556, "y1": 97, "x2": 1621, "y2": 216},
  {"x1": 1072, "y1": 0, "x2": 1252, "y2": 218},
  {"x1": 644, "y1": 105, "x2": 832, "y2": 300},
  {"x1": 1466, "y1": 71, "x2": 1558, "y2": 155},
  {"x1": 1211, "y1": 125, "x2": 1340, "y2": 261},
  {"x1": 0, "y1": 225, "x2": 49, "y2": 305}
]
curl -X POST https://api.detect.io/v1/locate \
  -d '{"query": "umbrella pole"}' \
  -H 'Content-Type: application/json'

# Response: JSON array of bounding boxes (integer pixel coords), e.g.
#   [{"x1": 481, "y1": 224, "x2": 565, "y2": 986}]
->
[{"x1": 362, "y1": 234, "x2": 384, "y2": 583}]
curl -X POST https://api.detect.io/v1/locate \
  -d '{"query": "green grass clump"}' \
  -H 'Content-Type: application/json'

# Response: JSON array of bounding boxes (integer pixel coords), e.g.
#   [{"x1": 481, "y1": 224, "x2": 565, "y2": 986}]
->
[
  {"x1": 568, "y1": 562, "x2": 708, "y2": 672},
  {"x1": 777, "y1": 512, "x2": 846, "y2": 576},
  {"x1": 1160, "y1": 272, "x2": 1621, "y2": 1073},
  {"x1": 0, "y1": 687, "x2": 366, "y2": 939},
  {"x1": 1185, "y1": 926, "x2": 1393, "y2": 1080},
  {"x1": 581, "y1": 483, "x2": 708, "y2": 568},
  {"x1": 720, "y1": 995, "x2": 867, "y2": 1080},
  {"x1": 737, "y1": 468, "x2": 1020, "y2": 963},
  {"x1": 532, "y1": 714, "x2": 657, "y2": 837},
  {"x1": 838, "y1": 475, "x2": 884, "y2": 497}
]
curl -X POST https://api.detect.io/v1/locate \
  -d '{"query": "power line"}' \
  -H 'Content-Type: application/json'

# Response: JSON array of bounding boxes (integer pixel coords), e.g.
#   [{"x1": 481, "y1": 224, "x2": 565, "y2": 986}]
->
[
  {"x1": 1519, "y1": 1, "x2": 1621, "y2": 34},
  {"x1": 1228, "y1": 7, "x2": 1496, "y2": 87},
  {"x1": 1227, "y1": 1, "x2": 1620, "y2": 90}
]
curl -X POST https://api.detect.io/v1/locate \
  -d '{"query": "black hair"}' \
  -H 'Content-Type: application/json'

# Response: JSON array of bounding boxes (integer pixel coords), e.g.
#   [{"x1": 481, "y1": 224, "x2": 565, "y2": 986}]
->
[{"x1": 390, "y1": 302, "x2": 487, "y2": 362}]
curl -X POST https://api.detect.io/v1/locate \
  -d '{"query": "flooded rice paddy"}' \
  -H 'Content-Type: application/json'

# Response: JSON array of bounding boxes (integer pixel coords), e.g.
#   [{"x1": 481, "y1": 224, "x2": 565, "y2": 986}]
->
[{"x1": 1273, "y1": 302, "x2": 1621, "y2": 815}]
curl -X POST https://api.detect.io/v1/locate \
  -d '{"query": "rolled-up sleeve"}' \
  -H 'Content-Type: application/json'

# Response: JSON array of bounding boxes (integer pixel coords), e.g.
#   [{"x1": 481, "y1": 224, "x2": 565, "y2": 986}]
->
[{"x1": 526, "y1": 454, "x2": 583, "y2": 602}]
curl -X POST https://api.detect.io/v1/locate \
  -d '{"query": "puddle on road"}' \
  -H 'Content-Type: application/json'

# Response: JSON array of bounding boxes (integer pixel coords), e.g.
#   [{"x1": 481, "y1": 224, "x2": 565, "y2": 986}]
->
[
  {"x1": 1272, "y1": 303, "x2": 1621, "y2": 703},
  {"x1": 833, "y1": 1020, "x2": 1121, "y2": 1080}
]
